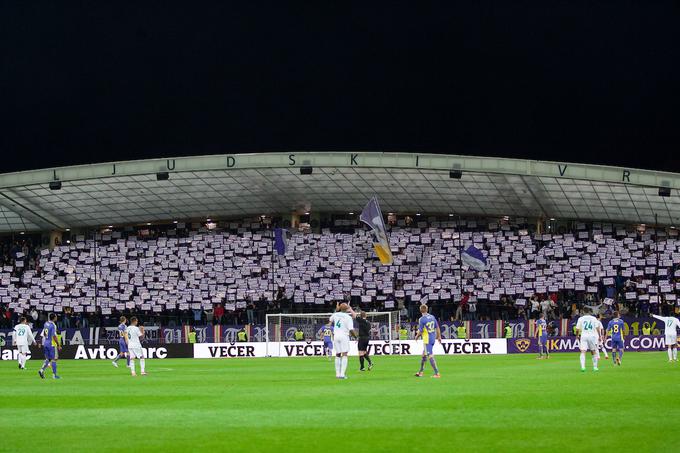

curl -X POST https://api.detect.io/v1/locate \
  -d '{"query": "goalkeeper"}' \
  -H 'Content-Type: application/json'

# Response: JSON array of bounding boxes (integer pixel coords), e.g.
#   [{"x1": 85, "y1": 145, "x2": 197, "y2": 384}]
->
[{"x1": 356, "y1": 311, "x2": 373, "y2": 371}]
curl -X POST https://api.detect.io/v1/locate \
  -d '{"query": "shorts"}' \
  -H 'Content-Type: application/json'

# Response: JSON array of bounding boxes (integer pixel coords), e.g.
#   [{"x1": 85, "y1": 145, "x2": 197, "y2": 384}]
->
[
  {"x1": 119, "y1": 340, "x2": 128, "y2": 353},
  {"x1": 358, "y1": 338, "x2": 370, "y2": 352},
  {"x1": 129, "y1": 347, "x2": 145, "y2": 359},
  {"x1": 323, "y1": 340, "x2": 333, "y2": 350},
  {"x1": 17, "y1": 345, "x2": 29, "y2": 354},
  {"x1": 333, "y1": 335, "x2": 350, "y2": 354},
  {"x1": 665, "y1": 334, "x2": 677, "y2": 347},
  {"x1": 538, "y1": 335, "x2": 548, "y2": 345},
  {"x1": 579, "y1": 336, "x2": 598, "y2": 352},
  {"x1": 43, "y1": 345, "x2": 55, "y2": 361},
  {"x1": 611, "y1": 339, "x2": 624, "y2": 349},
  {"x1": 423, "y1": 341, "x2": 435, "y2": 355}
]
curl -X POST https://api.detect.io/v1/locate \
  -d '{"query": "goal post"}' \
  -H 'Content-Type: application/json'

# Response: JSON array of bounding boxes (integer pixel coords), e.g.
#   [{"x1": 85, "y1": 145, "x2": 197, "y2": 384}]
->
[{"x1": 265, "y1": 311, "x2": 401, "y2": 357}]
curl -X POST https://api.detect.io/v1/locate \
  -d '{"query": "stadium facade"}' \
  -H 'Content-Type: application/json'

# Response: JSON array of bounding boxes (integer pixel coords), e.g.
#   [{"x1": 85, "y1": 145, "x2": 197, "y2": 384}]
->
[
  {"x1": 0, "y1": 152, "x2": 678, "y2": 238},
  {"x1": 0, "y1": 152, "x2": 678, "y2": 346}
]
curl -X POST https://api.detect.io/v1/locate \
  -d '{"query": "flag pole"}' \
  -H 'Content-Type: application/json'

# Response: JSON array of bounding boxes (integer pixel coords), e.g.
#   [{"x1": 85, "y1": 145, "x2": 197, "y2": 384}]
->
[
  {"x1": 655, "y1": 213, "x2": 660, "y2": 309},
  {"x1": 458, "y1": 213, "x2": 463, "y2": 308},
  {"x1": 271, "y1": 223, "x2": 276, "y2": 301}
]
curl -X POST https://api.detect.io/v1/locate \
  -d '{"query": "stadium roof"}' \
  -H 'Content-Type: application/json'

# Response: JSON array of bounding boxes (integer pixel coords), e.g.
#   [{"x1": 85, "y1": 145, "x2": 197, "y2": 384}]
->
[{"x1": 1, "y1": 152, "x2": 679, "y2": 233}]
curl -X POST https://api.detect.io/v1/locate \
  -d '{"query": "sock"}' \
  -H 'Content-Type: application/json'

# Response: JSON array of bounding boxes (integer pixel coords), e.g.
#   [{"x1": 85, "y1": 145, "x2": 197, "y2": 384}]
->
[
  {"x1": 612, "y1": 352, "x2": 617, "y2": 363},
  {"x1": 580, "y1": 352, "x2": 586, "y2": 368},
  {"x1": 335, "y1": 357, "x2": 341, "y2": 376},
  {"x1": 126, "y1": 355, "x2": 131, "y2": 367},
  {"x1": 18, "y1": 354, "x2": 24, "y2": 367},
  {"x1": 419, "y1": 355, "x2": 427, "y2": 372},
  {"x1": 429, "y1": 357, "x2": 439, "y2": 374},
  {"x1": 140, "y1": 358, "x2": 145, "y2": 373},
  {"x1": 619, "y1": 349, "x2": 623, "y2": 361},
  {"x1": 113, "y1": 354, "x2": 121, "y2": 363},
  {"x1": 359, "y1": 356, "x2": 365, "y2": 369},
  {"x1": 41, "y1": 359, "x2": 49, "y2": 371},
  {"x1": 365, "y1": 355, "x2": 372, "y2": 366},
  {"x1": 593, "y1": 353, "x2": 599, "y2": 369},
  {"x1": 51, "y1": 361, "x2": 57, "y2": 376},
  {"x1": 130, "y1": 359, "x2": 136, "y2": 374},
  {"x1": 341, "y1": 356, "x2": 348, "y2": 377},
  {"x1": 674, "y1": 348, "x2": 678, "y2": 360},
  {"x1": 668, "y1": 347, "x2": 673, "y2": 361}
]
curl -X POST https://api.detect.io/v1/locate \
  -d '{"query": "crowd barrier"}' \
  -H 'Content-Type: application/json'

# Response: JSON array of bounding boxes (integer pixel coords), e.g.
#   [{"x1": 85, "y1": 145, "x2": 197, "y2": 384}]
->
[
  {"x1": 0, "y1": 316, "x2": 669, "y2": 346},
  {"x1": 1, "y1": 336, "x2": 671, "y2": 361}
]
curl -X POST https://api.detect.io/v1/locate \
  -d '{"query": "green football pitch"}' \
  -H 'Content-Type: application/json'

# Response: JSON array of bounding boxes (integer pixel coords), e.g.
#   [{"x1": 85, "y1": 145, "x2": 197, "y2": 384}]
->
[{"x1": 1, "y1": 353, "x2": 678, "y2": 453}]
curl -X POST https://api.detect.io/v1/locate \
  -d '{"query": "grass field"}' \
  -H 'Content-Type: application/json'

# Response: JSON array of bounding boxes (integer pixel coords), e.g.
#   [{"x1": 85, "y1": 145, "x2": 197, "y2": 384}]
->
[{"x1": 1, "y1": 352, "x2": 678, "y2": 453}]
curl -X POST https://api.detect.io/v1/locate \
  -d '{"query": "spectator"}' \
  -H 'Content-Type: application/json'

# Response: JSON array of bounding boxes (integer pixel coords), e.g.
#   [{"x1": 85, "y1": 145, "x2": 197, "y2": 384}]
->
[
  {"x1": 456, "y1": 292, "x2": 469, "y2": 321},
  {"x1": 530, "y1": 296, "x2": 540, "y2": 319},
  {"x1": 540, "y1": 297, "x2": 552, "y2": 320},
  {"x1": 246, "y1": 298, "x2": 255, "y2": 325},
  {"x1": 192, "y1": 308, "x2": 202, "y2": 325},
  {"x1": 204, "y1": 307, "x2": 214, "y2": 325},
  {"x1": 214, "y1": 304, "x2": 225, "y2": 325}
]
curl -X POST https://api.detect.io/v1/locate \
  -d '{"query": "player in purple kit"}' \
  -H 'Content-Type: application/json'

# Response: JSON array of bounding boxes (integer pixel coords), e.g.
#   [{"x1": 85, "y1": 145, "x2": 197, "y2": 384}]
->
[
  {"x1": 414, "y1": 304, "x2": 442, "y2": 378},
  {"x1": 605, "y1": 311, "x2": 625, "y2": 366},
  {"x1": 536, "y1": 313, "x2": 549, "y2": 359},
  {"x1": 38, "y1": 313, "x2": 61, "y2": 379},
  {"x1": 320, "y1": 322, "x2": 333, "y2": 360},
  {"x1": 112, "y1": 316, "x2": 130, "y2": 368}
]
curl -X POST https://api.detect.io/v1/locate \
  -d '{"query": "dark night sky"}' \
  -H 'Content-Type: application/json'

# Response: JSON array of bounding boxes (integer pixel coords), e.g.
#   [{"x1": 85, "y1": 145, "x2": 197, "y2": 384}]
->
[{"x1": 2, "y1": 1, "x2": 679, "y2": 173}]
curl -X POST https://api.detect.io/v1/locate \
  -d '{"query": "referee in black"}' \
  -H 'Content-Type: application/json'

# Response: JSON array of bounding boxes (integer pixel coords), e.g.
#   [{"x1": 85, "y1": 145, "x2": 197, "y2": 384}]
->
[{"x1": 356, "y1": 311, "x2": 373, "y2": 371}]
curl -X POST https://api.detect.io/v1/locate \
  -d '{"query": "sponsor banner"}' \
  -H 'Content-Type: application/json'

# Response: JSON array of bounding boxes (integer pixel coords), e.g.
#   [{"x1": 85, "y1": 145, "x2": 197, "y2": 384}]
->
[
  {"x1": 196, "y1": 339, "x2": 507, "y2": 358},
  {"x1": 0, "y1": 344, "x2": 193, "y2": 361},
  {"x1": 273, "y1": 341, "x2": 416, "y2": 357},
  {"x1": 194, "y1": 343, "x2": 268, "y2": 358},
  {"x1": 508, "y1": 336, "x2": 670, "y2": 354}
]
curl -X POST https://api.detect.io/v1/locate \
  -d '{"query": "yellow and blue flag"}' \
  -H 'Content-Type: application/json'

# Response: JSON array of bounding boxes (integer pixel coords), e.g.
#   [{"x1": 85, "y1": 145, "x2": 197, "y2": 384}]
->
[{"x1": 359, "y1": 196, "x2": 393, "y2": 265}]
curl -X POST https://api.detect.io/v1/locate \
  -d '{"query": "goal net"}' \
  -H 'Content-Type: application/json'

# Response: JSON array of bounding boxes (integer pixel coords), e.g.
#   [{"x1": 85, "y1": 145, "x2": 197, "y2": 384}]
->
[{"x1": 265, "y1": 311, "x2": 401, "y2": 357}]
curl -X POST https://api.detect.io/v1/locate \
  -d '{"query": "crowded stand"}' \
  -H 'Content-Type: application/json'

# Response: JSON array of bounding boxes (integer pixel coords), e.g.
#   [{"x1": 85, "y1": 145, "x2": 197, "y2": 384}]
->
[{"x1": 1, "y1": 216, "x2": 679, "y2": 337}]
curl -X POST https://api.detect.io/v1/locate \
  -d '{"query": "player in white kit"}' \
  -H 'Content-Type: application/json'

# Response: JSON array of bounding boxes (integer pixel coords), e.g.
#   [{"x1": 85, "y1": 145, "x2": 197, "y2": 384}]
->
[
  {"x1": 651, "y1": 314, "x2": 680, "y2": 362},
  {"x1": 576, "y1": 309, "x2": 604, "y2": 372},
  {"x1": 329, "y1": 302, "x2": 357, "y2": 379},
  {"x1": 13, "y1": 317, "x2": 36, "y2": 370},
  {"x1": 126, "y1": 317, "x2": 147, "y2": 376}
]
